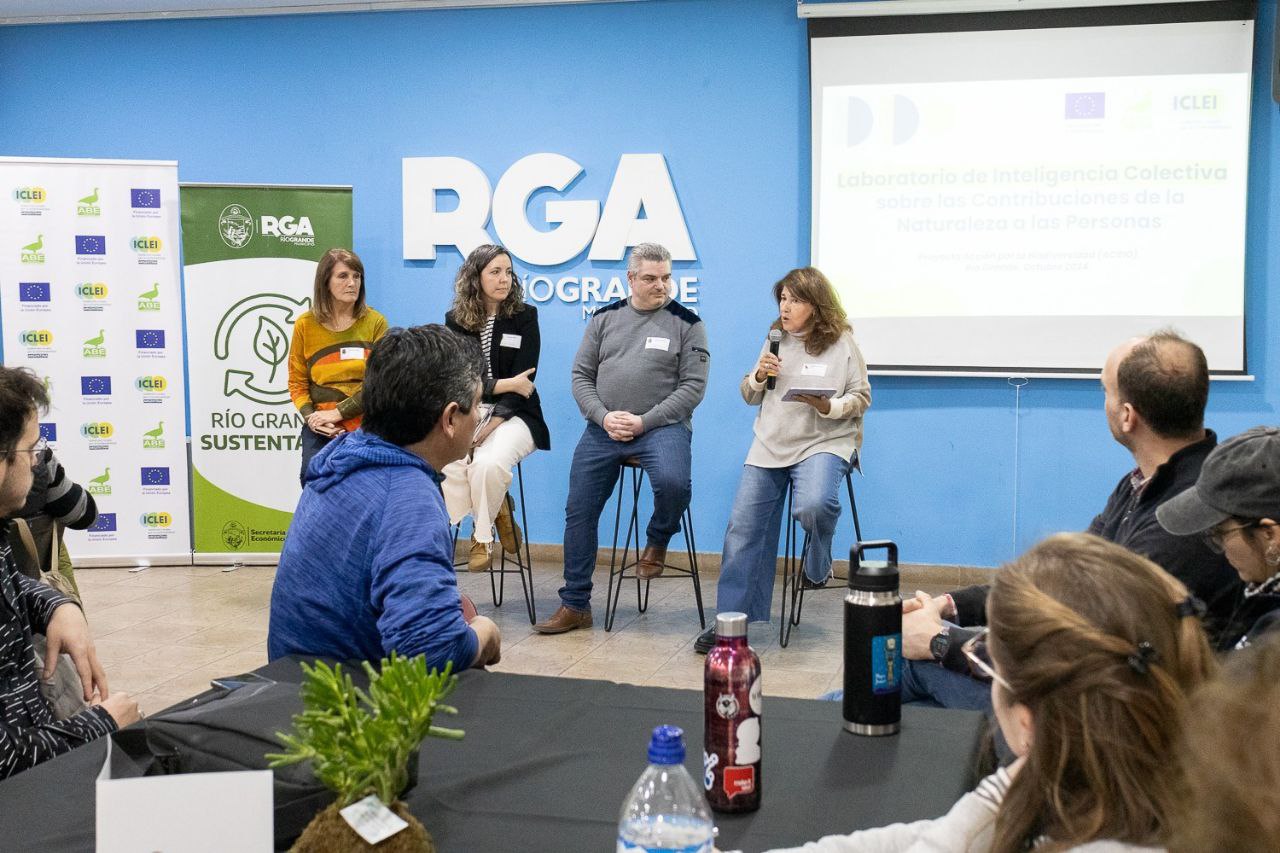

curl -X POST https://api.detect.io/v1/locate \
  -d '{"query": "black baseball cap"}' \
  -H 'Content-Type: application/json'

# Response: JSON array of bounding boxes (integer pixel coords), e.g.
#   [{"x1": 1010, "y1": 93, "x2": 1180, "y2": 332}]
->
[{"x1": 1157, "y1": 426, "x2": 1280, "y2": 535}]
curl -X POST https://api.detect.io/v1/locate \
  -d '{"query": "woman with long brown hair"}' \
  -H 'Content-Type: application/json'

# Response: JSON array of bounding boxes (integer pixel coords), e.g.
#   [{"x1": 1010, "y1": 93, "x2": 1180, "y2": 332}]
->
[
  {"x1": 766, "y1": 533, "x2": 1215, "y2": 852},
  {"x1": 287, "y1": 248, "x2": 387, "y2": 485},
  {"x1": 695, "y1": 267, "x2": 870, "y2": 652},
  {"x1": 443, "y1": 244, "x2": 549, "y2": 571}
]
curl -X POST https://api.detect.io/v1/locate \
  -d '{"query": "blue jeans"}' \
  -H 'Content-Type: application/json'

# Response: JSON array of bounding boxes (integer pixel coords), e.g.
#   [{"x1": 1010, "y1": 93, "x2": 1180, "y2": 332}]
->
[
  {"x1": 299, "y1": 426, "x2": 334, "y2": 487},
  {"x1": 819, "y1": 659, "x2": 993, "y2": 713},
  {"x1": 558, "y1": 423, "x2": 692, "y2": 612},
  {"x1": 715, "y1": 453, "x2": 851, "y2": 623}
]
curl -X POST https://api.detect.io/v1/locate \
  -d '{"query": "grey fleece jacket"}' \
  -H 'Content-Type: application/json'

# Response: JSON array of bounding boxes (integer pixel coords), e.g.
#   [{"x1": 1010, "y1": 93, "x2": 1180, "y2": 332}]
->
[{"x1": 570, "y1": 297, "x2": 710, "y2": 432}]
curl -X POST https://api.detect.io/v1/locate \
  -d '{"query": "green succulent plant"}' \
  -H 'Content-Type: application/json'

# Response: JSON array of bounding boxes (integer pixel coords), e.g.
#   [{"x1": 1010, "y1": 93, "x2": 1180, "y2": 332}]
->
[{"x1": 267, "y1": 655, "x2": 464, "y2": 807}]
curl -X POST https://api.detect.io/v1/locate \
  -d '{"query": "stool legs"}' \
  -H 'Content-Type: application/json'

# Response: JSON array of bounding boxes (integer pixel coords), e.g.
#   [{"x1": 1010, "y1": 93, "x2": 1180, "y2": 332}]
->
[
  {"x1": 450, "y1": 463, "x2": 537, "y2": 625},
  {"x1": 605, "y1": 466, "x2": 705, "y2": 632},
  {"x1": 780, "y1": 470, "x2": 860, "y2": 648}
]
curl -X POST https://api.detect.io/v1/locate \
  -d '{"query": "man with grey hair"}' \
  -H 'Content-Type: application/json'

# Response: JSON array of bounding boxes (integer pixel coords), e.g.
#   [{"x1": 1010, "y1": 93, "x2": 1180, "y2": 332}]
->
[{"x1": 534, "y1": 243, "x2": 710, "y2": 633}]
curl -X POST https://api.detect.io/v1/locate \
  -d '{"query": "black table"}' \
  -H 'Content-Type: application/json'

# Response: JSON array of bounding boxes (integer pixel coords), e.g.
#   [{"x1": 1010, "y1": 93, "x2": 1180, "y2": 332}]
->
[{"x1": 0, "y1": 659, "x2": 985, "y2": 852}]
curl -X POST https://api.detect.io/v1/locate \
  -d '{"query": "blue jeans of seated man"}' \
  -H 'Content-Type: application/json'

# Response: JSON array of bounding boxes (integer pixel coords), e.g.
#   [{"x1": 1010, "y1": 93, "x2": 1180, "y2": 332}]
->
[
  {"x1": 558, "y1": 422, "x2": 692, "y2": 613},
  {"x1": 820, "y1": 659, "x2": 993, "y2": 713},
  {"x1": 715, "y1": 452, "x2": 851, "y2": 624}
]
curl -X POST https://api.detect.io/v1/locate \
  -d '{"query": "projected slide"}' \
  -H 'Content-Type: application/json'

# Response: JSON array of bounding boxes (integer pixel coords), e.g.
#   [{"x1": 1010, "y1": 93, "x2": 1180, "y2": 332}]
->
[{"x1": 810, "y1": 18, "x2": 1253, "y2": 373}]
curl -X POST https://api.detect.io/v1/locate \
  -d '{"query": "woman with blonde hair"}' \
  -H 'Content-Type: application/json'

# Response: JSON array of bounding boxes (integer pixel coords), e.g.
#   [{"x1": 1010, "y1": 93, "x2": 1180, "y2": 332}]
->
[
  {"x1": 287, "y1": 248, "x2": 387, "y2": 485},
  {"x1": 695, "y1": 267, "x2": 870, "y2": 652},
  {"x1": 444, "y1": 244, "x2": 549, "y2": 571},
  {"x1": 767, "y1": 533, "x2": 1216, "y2": 853}
]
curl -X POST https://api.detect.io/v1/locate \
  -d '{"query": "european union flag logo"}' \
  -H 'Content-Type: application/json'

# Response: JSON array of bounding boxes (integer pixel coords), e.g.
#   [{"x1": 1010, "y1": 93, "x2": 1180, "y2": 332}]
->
[
  {"x1": 75, "y1": 235, "x2": 106, "y2": 255},
  {"x1": 39, "y1": 423, "x2": 57, "y2": 442},
  {"x1": 88, "y1": 513, "x2": 117, "y2": 532},
  {"x1": 130, "y1": 188, "x2": 161, "y2": 209},
  {"x1": 136, "y1": 329, "x2": 165, "y2": 349},
  {"x1": 141, "y1": 466, "x2": 171, "y2": 486},
  {"x1": 1065, "y1": 92, "x2": 1105, "y2": 119},
  {"x1": 81, "y1": 376, "x2": 112, "y2": 395},
  {"x1": 18, "y1": 282, "x2": 50, "y2": 302}
]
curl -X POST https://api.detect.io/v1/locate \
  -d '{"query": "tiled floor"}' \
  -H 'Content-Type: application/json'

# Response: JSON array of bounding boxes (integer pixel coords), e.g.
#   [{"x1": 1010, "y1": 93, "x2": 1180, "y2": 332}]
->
[{"x1": 77, "y1": 560, "x2": 939, "y2": 715}]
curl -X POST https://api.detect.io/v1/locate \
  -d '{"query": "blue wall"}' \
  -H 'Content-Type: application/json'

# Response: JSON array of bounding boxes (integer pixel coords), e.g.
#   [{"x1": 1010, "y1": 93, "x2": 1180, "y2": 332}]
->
[{"x1": 1, "y1": 0, "x2": 1275, "y2": 567}]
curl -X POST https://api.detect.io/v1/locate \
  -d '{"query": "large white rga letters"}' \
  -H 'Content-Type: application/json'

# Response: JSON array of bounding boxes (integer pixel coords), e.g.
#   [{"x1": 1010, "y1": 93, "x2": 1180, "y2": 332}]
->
[{"x1": 402, "y1": 153, "x2": 695, "y2": 263}]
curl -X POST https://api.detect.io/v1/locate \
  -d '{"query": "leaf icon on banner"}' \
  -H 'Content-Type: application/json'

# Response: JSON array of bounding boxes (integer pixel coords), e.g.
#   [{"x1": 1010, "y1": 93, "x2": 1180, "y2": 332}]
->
[{"x1": 254, "y1": 315, "x2": 287, "y2": 384}]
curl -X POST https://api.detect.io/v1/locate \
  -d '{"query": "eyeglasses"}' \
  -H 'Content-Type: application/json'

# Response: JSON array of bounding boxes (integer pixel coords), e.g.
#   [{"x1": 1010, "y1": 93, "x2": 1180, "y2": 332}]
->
[
  {"x1": 961, "y1": 629, "x2": 1011, "y2": 691},
  {"x1": 14, "y1": 436, "x2": 48, "y2": 458},
  {"x1": 1204, "y1": 521, "x2": 1259, "y2": 554}
]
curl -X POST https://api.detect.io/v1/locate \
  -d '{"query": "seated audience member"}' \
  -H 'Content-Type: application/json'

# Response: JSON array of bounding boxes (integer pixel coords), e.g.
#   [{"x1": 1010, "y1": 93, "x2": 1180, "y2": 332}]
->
[
  {"x1": 534, "y1": 243, "x2": 709, "y2": 635},
  {"x1": 0, "y1": 366, "x2": 138, "y2": 780},
  {"x1": 1156, "y1": 425, "x2": 1280, "y2": 651},
  {"x1": 694, "y1": 267, "x2": 870, "y2": 653},
  {"x1": 268, "y1": 325, "x2": 502, "y2": 672},
  {"x1": 443, "y1": 244, "x2": 549, "y2": 572},
  {"x1": 894, "y1": 332, "x2": 1241, "y2": 711},
  {"x1": 1170, "y1": 632, "x2": 1280, "y2": 853},
  {"x1": 771, "y1": 533, "x2": 1214, "y2": 853},
  {"x1": 7, "y1": 449, "x2": 98, "y2": 599}
]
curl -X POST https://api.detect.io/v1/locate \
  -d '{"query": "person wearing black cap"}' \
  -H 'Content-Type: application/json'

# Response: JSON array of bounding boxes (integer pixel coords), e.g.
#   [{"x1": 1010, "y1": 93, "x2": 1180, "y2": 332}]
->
[{"x1": 1157, "y1": 425, "x2": 1280, "y2": 651}]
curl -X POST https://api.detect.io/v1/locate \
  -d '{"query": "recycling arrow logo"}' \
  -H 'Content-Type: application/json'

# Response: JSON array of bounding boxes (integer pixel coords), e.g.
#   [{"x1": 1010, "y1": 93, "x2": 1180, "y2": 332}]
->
[{"x1": 213, "y1": 293, "x2": 309, "y2": 406}]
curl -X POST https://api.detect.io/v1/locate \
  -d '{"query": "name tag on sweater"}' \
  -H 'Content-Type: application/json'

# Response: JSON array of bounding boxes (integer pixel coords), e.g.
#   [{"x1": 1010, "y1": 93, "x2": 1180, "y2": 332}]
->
[
  {"x1": 801, "y1": 363, "x2": 828, "y2": 377},
  {"x1": 645, "y1": 336, "x2": 671, "y2": 352},
  {"x1": 339, "y1": 346, "x2": 365, "y2": 361},
  {"x1": 500, "y1": 333, "x2": 522, "y2": 348}
]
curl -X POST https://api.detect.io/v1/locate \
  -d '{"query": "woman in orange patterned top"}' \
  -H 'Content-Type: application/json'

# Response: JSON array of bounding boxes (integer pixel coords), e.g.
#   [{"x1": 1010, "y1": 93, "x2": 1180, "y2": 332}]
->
[{"x1": 287, "y1": 248, "x2": 388, "y2": 485}]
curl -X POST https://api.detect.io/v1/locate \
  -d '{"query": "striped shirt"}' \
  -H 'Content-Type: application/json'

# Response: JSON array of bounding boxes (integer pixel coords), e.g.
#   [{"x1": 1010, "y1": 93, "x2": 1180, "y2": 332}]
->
[
  {"x1": 0, "y1": 527, "x2": 115, "y2": 780},
  {"x1": 479, "y1": 314, "x2": 496, "y2": 379}
]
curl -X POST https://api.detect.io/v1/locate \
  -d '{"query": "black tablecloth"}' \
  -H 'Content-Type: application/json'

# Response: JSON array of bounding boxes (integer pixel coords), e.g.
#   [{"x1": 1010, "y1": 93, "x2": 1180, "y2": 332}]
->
[{"x1": 0, "y1": 658, "x2": 985, "y2": 852}]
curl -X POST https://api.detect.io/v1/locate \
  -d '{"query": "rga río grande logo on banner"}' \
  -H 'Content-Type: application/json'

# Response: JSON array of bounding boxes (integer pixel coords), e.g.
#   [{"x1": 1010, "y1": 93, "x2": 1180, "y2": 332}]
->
[{"x1": 218, "y1": 203, "x2": 316, "y2": 249}]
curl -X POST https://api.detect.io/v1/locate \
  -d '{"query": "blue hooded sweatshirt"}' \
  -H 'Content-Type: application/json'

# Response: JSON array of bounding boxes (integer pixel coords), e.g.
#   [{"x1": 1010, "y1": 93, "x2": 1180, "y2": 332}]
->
[{"x1": 267, "y1": 429, "x2": 478, "y2": 671}]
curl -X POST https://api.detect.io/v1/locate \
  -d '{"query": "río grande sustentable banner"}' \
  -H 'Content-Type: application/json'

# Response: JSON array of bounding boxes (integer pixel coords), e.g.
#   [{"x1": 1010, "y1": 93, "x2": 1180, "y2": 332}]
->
[{"x1": 180, "y1": 184, "x2": 352, "y2": 561}]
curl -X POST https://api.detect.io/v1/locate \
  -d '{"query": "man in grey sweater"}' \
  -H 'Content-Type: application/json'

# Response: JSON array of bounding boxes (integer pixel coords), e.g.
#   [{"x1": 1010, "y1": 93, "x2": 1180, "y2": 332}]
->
[{"x1": 534, "y1": 243, "x2": 710, "y2": 634}]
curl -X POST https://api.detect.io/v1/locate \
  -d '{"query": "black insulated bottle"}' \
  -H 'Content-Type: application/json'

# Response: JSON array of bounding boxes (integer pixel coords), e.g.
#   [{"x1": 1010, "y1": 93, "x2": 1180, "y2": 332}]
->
[{"x1": 842, "y1": 541, "x2": 902, "y2": 736}]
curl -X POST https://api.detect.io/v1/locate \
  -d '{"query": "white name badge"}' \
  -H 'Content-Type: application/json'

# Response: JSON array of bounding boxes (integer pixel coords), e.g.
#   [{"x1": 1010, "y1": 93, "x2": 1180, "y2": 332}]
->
[
  {"x1": 645, "y1": 336, "x2": 671, "y2": 351},
  {"x1": 339, "y1": 346, "x2": 366, "y2": 361},
  {"x1": 500, "y1": 333, "x2": 522, "y2": 348},
  {"x1": 801, "y1": 363, "x2": 828, "y2": 377}
]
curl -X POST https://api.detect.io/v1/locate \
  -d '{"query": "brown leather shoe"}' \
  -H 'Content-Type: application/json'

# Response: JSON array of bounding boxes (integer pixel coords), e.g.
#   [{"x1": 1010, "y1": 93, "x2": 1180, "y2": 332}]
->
[
  {"x1": 636, "y1": 544, "x2": 667, "y2": 580},
  {"x1": 533, "y1": 605, "x2": 593, "y2": 635},
  {"x1": 468, "y1": 538, "x2": 492, "y2": 572},
  {"x1": 494, "y1": 493, "x2": 522, "y2": 554}
]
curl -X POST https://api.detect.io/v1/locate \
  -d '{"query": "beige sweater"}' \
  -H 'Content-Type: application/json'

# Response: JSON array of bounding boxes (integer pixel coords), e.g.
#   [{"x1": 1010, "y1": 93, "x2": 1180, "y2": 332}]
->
[{"x1": 742, "y1": 329, "x2": 871, "y2": 469}]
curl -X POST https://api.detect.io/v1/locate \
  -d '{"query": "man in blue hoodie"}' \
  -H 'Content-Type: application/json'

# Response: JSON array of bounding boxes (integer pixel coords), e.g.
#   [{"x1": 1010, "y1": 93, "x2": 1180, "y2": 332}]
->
[{"x1": 268, "y1": 325, "x2": 502, "y2": 672}]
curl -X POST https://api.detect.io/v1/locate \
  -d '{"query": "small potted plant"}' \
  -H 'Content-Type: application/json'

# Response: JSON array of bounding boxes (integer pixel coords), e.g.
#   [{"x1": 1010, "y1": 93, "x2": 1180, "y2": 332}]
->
[{"x1": 268, "y1": 654, "x2": 464, "y2": 852}]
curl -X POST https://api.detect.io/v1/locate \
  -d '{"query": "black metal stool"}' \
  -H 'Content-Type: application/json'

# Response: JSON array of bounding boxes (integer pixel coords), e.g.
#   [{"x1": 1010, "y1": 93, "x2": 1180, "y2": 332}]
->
[
  {"x1": 451, "y1": 461, "x2": 537, "y2": 624},
  {"x1": 779, "y1": 468, "x2": 862, "y2": 647},
  {"x1": 603, "y1": 458, "x2": 705, "y2": 631}
]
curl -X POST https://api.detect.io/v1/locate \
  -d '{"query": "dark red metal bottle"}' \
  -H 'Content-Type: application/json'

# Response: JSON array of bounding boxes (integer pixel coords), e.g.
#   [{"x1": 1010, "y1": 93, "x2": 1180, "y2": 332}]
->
[{"x1": 703, "y1": 612, "x2": 761, "y2": 813}]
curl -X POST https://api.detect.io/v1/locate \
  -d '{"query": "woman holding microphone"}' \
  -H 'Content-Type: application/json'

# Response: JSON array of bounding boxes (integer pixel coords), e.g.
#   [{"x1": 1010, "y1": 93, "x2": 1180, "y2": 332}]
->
[
  {"x1": 444, "y1": 244, "x2": 550, "y2": 572},
  {"x1": 695, "y1": 267, "x2": 870, "y2": 653},
  {"x1": 287, "y1": 248, "x2": 388, "y2": 485}
]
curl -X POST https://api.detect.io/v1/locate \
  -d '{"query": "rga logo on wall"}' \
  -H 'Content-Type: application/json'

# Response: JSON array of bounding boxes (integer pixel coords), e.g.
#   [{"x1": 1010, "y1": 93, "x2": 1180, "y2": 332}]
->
[
  {"x1": 403, "y1": 153, "x2": 700, "y2": 318},
  {"x1": 218, "y1": 203, "x2": 315, "y2": 248}
]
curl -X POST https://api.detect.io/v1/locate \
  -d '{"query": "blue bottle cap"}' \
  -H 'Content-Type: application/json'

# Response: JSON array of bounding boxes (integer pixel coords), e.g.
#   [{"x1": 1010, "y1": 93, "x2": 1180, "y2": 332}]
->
[{"x1": 648, "y1": 725, "x2": 686, "y2": 764}]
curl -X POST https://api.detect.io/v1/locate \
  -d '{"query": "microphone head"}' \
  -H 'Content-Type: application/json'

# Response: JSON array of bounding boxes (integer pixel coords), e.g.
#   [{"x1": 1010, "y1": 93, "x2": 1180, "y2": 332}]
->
[{"x1": 768, "y1": 329, "x2": 783, "y2": 343}]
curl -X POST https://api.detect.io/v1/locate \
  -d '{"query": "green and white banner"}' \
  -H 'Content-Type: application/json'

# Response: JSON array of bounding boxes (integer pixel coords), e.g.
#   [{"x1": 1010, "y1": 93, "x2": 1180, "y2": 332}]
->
[{"x1": 180, "y1": 185, "x2": 352, "y2": 560}]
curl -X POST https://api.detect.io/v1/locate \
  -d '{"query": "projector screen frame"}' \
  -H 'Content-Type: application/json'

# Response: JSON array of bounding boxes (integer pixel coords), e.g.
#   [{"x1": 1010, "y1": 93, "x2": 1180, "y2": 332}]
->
[{"x1": 807, "y1": 0, "x2": 1256, "y2": 379}]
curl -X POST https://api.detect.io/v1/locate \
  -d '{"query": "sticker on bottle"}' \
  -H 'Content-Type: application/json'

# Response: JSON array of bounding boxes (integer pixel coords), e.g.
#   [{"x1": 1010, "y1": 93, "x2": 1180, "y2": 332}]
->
[
  {"x1": 723, "y1": 765, "x2": 756, "y2": 799},
  {"x1": 872, "y1": 633, "x2": 903, "y2": 695}
]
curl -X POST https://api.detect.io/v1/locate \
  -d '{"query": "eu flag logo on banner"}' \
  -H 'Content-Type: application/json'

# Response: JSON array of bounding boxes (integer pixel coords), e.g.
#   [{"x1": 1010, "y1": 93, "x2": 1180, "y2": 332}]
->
[
  {"x1": 81, "y1": 376, "x2": 112, "y2": 395},
  {"x1": 135, "y1": 329, "x2": 165, "y2": 349},
  {"x1": 141, "y1": 466, "x2": 171, "y2": 486},
  {"x1": 39, "y1": 423, "x2": 57, "y2": 442},
  {"x1": 19, "y1": 282, "x2": 50, "y2": 302},
  {"x1": 88, "y1": 513, "x2": 117, "y2": 532},
  {"x1": 130, "y1": 188, "x2": 161, "y2": 209},
  {"x1": 75, "y1": 235, "x2": 106, "y2": 255},
  {"x1": 1065, "y1": 92, "x2": 1105, "y2": 119}
]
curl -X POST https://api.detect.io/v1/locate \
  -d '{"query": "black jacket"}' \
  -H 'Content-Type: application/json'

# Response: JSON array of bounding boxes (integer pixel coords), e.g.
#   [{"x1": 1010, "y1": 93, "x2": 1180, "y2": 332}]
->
[
  {"x1": 1217, "y1": 585, "x2": 1280, "y2": 652},
  {"x1": 941, "y1": 431, "x2": 1244, "y2": 668},
  {"x1": 445, "y1": 305, "x2": 550, "y2": 451}
]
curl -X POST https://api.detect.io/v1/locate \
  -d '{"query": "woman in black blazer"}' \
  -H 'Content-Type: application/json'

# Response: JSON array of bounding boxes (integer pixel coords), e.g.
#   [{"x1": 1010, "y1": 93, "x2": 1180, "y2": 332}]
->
[{"x1": 443, "y1": 244, "x2": 550, "y2": 571}]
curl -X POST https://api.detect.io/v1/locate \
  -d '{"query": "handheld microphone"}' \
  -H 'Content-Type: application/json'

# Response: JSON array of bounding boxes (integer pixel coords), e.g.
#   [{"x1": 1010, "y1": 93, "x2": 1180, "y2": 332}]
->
[{"x1": 766, "y1": 329, "x2": 782, "y2": 391}]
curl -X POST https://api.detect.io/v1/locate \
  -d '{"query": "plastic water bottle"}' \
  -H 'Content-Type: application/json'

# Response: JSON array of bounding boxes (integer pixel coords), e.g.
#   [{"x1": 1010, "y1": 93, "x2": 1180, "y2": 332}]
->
[{"x1": 617, "y1": 725, "x2": 715, "y2": 853}]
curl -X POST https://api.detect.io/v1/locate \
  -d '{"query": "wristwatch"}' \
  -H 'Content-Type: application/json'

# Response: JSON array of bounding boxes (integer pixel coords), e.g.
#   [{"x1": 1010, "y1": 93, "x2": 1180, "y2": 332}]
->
[{"x1": 929, "y1": 626, "x2": 952, "y2": 662}]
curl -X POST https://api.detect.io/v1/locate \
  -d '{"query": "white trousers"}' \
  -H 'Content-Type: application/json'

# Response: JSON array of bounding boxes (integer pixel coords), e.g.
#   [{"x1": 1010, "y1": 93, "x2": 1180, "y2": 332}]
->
[{"x1": 441, "y1": 415, "x2": 536, "y2": 543}]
